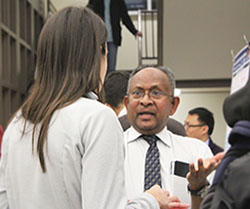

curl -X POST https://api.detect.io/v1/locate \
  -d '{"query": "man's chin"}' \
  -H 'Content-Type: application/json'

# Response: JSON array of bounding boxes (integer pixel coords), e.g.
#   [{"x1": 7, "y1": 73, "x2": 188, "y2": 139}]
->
[{"x1": 135, "y1": 123, "x2": 157, "y2": 134}]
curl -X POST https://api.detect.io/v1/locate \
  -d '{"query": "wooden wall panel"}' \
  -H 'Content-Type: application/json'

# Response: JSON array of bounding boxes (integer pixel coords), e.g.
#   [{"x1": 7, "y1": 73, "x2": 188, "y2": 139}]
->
[{"x1": 0, "y1": 0, "x2": 44, "y2": 128}]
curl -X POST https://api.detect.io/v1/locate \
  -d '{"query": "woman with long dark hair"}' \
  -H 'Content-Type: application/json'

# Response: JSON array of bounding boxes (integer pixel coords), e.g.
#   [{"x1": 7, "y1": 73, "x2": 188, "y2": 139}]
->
[{"x1": 0, "y1": 6, "x2": 189, "y2": 209}]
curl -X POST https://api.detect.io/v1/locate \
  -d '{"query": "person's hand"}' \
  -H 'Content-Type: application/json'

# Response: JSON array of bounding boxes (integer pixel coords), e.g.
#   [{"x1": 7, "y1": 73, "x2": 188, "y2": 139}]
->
[
  {"x1": 146, "y1": 185, "x2": 190, "y2": 209},
  {"x1": 186, "y1": 152, "x2": 225, "y2": 190},
  {"x1": 135, "y1": 31, "x2": 143, "y2": 38}
]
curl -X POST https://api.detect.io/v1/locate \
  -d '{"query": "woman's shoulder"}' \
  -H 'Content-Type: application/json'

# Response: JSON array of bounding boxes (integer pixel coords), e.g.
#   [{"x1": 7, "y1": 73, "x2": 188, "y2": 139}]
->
[{"x1": 60, "y1": 97, "x2": 116, "y2": 122}]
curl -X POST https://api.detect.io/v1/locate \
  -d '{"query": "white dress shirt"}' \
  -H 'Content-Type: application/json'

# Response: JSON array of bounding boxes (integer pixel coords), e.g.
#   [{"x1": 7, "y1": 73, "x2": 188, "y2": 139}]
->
[
  {"x1": 0, "y1": 95, "x2": 159, "y2": 209},
  {"x1": 118, "y1": 107, "x2": 127, "y2": 118},
  {"x1": 205, "y1": 138, "x2": 210, "y2": 145},
  {"x1": 124, "y1": 126, "x2": 213, "y2": 205}
]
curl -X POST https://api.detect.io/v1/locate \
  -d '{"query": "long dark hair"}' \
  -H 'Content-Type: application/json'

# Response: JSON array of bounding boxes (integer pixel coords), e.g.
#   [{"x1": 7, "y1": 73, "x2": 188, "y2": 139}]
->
[{"x1": 20, "y1": 6, "x2": 107, "y2": 172}]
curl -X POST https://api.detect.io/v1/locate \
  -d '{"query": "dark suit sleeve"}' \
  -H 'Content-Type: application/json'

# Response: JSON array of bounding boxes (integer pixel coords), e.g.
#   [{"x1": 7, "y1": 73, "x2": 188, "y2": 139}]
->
[
  {"x1": 87, "y1": 0, "x2": 104, "y2": 18},
  {"x1": 209, "y1": 139, "x2": 224, "y2": 155},
  {"x1": 166, "y1": 118, "x2": 187, "y2": 136},
  {"x1": 87, "y1": 0, "x2": 94, "y2": 8},
  {"x1": 118, "y1": 115, "x2": 131, "y2": 131},
  {"x1": 119, "y1": 0, "x2": 138, "y2": 35}
]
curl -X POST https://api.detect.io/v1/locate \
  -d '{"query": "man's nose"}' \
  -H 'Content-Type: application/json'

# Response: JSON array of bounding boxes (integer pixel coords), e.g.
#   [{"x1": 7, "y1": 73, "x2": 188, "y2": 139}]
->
[{"x1": 140, "y1": 93, "x2": 153, "y2": 105}]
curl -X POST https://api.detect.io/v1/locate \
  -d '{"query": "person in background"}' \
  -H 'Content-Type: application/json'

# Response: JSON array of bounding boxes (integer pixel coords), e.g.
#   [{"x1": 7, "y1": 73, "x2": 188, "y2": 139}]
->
[
  {"x1": 123, "y1": 66, "x2": 223, "y2": 206},
  {"x1": 185, "y1": 107, "x2": 224, "y2": 155},
  {"x1": 87, "y1": 0, "x2": 142, "y2": 74},
  {"x1": 103, "y1": 71, "x2": 130, "y2": 116},
  {"x1": 0, "y1": 6, "x2": 188, "y2": 209},
  {"x1": 0, "y1": 124, "x2": 3, "y2": 158}
]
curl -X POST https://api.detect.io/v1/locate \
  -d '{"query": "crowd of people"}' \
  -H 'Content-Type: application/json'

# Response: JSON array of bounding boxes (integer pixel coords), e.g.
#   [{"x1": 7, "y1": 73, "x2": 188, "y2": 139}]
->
[{"x1": 0, "y1": 3, "x2": 249, "y2": 209}]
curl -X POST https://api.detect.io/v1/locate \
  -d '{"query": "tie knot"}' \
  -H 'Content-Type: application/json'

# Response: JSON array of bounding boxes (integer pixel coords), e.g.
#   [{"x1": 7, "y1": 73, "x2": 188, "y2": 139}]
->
[{"x1": 142, "y1": 135, "x2": 158, "y2": 146}]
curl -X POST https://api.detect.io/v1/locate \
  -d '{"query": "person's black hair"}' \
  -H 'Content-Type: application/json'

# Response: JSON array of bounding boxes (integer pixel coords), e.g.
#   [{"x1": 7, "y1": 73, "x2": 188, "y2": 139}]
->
[
  {"x1": 188, "y1": 107, "x2": 214, "y2": 135},
  {"x1": 103, "y1": 71, "x2": 130, "y2": 108}
]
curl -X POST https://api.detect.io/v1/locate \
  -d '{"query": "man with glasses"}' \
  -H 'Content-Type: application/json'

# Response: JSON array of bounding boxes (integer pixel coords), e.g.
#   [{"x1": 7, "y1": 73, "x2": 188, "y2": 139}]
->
[
  {"x1": 123, "y1": 66, "x2": 223, "y2": 205},
  {"x1": 185, "y1": 107, "x2": 224, "y2": 155}
]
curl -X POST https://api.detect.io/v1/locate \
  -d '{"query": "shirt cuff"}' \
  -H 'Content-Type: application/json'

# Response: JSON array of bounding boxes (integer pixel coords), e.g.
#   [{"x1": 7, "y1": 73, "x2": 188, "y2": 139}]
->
[{"x1": 128, "y1": 192, "x2": 160, "y2": 209}]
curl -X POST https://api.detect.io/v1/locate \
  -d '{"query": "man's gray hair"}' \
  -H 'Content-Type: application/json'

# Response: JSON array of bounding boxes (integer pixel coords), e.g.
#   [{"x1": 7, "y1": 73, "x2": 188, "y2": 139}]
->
[{"x1": 127, "y1": 65, "x2": 176, "y2": 95}]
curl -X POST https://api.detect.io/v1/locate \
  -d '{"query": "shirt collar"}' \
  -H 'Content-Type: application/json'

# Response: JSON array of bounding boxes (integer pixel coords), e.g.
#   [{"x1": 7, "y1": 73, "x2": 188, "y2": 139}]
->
[
  {"x1": 126, "y1": 126, "x2": 171, "y2": 147},
  {"x1": 205, "y1": 138, "x2": 210, "y2": 145}
]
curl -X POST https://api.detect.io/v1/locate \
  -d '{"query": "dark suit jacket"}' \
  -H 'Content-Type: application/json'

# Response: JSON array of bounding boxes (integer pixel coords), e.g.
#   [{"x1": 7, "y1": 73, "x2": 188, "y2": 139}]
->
[
  {"x1": 208, "y1": 138, "x2": 224, "y2": 155},
  {"x1": 88, "y1": 0, "x2": 138, "y2": 46},
  {"x1": 119, "y1": 114, "x2": 187, "y2": 136}
]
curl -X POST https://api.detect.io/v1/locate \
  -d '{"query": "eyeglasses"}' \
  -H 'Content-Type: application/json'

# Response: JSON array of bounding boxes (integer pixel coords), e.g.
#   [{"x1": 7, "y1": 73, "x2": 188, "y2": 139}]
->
[
  {"x1": 129, "y1": 89, "x2": 173, "y2": 100},
  {"x1": 184, "y1": 123, "x2": 206, "y2": 128}
]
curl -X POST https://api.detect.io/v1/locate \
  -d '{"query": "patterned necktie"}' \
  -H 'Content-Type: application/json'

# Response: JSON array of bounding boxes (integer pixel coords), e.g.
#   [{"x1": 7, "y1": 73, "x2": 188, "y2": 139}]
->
[{"x1": 142, "y1": 135, "x2": 162, "y2": 191}]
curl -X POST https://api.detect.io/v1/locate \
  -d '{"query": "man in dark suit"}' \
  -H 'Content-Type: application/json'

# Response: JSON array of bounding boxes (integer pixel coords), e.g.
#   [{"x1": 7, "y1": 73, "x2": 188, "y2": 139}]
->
[
  {"x1": 87, "y1": 0, "x2": 142, "y2": 74},
  {"x1": 184, "y1": 107, "x2": 224, "y2": 155}
]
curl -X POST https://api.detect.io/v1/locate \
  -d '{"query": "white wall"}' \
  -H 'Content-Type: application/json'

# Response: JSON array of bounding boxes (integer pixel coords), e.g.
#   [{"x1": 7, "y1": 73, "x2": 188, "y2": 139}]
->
[
  {"x1": 162, "y1": 0, "x2": 250, "y2": 80},
  {"x1": 51, "y1": 0, "x2": 88, "y2": 10},
  {"x1": 117, "y1": 15, "x2": 158, "y2": 70},
  {"x1": 172, "y1": 88, "x2": 230, "y2": 148},
  {"x1": 116, "y1": 16, "x2": 140, "y2": 70}
]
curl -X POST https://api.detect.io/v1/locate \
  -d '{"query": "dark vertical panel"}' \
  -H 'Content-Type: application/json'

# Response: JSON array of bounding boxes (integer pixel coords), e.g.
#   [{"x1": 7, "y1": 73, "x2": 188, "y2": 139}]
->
[
  {"x1": 19, "y1": 0, "x2": 25, "y2": 41},
  {"x1": 10, "y1": 37, "x2": 17, "y2": 84},
  {"x1": 1, "y1": 0, "x2": 9, "y2": 26},
  {"x1": 11, "y1": 90, "x2": 18, "y2": 113},
  {"x1": 157, "y1": 0, "x2": 163, "y2": 65},
  {"x1": 20, "y1": 45, "x2": 27, "y2": 91},
  {"x1": 34, "y1": 12, "x2": 43, "y2": 50},
  {"x1": 9, "y1": 0, "x2": 17, "y2": 32},
  {"x1": 2, "y1": 32, "x2": 10, "y2": 81},
  {"x1": 26, "y1": 2, "x2": 31, "y2": 44},
  {"x1": 0, "y1": 0, "x2": 45, "y2": 127},
  {"x1": 2, "y1": 88, "x2": 11, "y2": 127}
]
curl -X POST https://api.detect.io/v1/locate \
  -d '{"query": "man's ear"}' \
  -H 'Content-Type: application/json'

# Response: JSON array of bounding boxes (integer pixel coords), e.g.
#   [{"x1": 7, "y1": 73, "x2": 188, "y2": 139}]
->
[
  {"x1": 201, "y1": 125, "x2": 209, "y2": 135},
  {"x1": 170, "y1": 97, "x2": 180, "y2": 116},
  {"x1": 124, "y1": 95, "x2": 129, "y2": 111}
]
